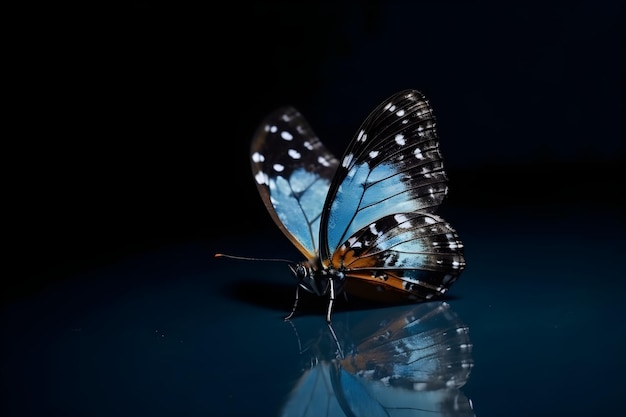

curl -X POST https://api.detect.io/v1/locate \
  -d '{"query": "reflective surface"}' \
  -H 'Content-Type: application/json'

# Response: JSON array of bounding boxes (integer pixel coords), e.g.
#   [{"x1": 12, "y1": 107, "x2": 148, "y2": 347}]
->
[
  {"x1": 280, "y1": 302, "x2": 474, "y2": 417},
  {"x1": 2, "y1": 206, "x2": 625, "y2": 417}
]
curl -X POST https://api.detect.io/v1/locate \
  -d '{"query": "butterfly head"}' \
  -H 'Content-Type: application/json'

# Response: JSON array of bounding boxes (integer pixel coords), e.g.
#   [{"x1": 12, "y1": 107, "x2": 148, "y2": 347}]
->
[
  {"x1": 288, "y1": 259, "x2": 347, "y2": 298},
  {"x1": 288, "y1": 260, "x2": 323, "y2": 295}
]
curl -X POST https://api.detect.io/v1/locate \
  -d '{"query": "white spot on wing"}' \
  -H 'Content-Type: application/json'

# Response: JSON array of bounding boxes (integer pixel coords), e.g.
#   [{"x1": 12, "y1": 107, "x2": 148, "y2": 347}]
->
[
  {"x1": 273, "y1": 164, "x2": 284, "y2": 172},
  {"x1": 395, "y1": 134, "x2": 405, "y2": 145},
  {"x1": 288, "y1": 149, "x2": 301, "y2": 159},
  {"x1": 251, "y1": 152, "x2": 265, "y2": 163},
  {"x1": 394, "y1": 214, "x2": 412, "y2": 228},
  {"x1": 317, "y1": 155, "x2": 332, "y2": 167},
  {"x1": 254, "y1": 170, "x2": 268, "y2": 185},
  {"x1": 281, "y1": 131, "x2": 293, "y2": 141},
  {"x1": 342, "y1": 153, "x2": 354, "y2": 168},
  {"x1": 369, "y1": 150, "x2": 379, "y2": 159}
]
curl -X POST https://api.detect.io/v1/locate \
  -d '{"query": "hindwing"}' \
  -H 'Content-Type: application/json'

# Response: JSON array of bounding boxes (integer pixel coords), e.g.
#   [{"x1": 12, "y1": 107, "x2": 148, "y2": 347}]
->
[{"x1": 333, "y1": 212, "x2": 465, "y2": 302}]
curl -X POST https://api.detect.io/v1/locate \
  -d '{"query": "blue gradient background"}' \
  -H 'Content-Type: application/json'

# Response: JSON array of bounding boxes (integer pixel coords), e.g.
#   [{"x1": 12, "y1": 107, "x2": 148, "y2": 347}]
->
[{"x1": 4, "y1": 2, "x2": 624, "y2": 416}]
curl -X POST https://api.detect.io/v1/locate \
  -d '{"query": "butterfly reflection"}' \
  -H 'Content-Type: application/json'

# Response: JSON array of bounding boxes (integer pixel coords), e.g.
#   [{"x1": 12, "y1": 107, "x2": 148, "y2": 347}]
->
[{"x1": 281, "y1": 302, "x2": 475, "y2": 417}]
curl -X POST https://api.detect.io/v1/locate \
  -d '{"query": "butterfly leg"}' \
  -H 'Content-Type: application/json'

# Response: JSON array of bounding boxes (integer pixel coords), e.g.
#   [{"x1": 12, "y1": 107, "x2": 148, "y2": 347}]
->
[
  {"x1": 326, "y1": 322, "x2": 344, "y2": 359},
  {"x1": 326, "y1": 278, "x2": 335, "y2": 324},
  {"x1": 284, "y1": 285, "x2": 300, "y2": 321}
]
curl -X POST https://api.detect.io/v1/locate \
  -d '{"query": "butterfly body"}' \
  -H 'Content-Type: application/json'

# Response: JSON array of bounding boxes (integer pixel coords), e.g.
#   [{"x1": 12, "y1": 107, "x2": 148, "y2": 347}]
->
[
  {"x1": 250, "y1": 90, "x2": 465, "y2": 322},
  {"x1": 289, "y1": 257, "x2": 344, "y2": 299}
]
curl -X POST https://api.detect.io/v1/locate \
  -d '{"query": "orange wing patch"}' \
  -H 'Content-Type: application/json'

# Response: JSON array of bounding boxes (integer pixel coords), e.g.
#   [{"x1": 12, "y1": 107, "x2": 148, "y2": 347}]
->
[
  {"x1": 343, "y1": 271, "x2": 444, "y2": 303},
  {"x1": 331, "y1": 241, "x2": 447, "y2": 302}
]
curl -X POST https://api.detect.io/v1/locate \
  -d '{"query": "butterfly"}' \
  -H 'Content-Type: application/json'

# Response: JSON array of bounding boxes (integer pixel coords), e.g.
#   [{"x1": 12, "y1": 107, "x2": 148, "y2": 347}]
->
[
  {"x1": 280, "y1": 302, "x2": 475, "y2": 417},
  {"x1": 220, "y1": 89, "x2": 465, "y2": 323}
]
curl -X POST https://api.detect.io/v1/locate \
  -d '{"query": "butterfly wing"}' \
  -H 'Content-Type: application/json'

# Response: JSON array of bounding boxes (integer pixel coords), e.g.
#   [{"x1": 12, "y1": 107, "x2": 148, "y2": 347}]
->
[
  {"x1": 251, "y1": 107, "x2": 339, "y2": 258},
  {"x1": 319, "y1": 90, "x2": 449, "y2": 259},
  {"x1": 319, "y1": 90, "x2": 465, "y2": 300},
  {"x1": 334, "y1": 212, "x2": 465, "y2": 301}
]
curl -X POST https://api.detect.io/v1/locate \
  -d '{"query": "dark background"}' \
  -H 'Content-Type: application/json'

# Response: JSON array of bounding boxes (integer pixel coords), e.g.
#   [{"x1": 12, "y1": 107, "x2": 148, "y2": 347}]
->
[
  {"x1": 8, "y1": 1, "x2": 623, "y2": 302},
  {"x1": 3, "y1": 3, "x2": 625, "y2": 417}
]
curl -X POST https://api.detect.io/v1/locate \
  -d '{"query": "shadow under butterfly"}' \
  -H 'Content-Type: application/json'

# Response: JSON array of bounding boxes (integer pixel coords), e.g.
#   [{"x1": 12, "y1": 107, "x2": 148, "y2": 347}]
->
[
  {"x1": 281, "y1": 302, "x2": 475, "y2": 417},
  {"x1": 217, "y1": 89, "x2": 466, "y2": 323}
]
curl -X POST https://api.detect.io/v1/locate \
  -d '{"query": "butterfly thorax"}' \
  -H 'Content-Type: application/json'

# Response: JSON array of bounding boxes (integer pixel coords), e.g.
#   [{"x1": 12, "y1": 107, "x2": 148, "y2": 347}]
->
[{"x1": 289, "y1": 258, "x2": 346, "y2": 297}]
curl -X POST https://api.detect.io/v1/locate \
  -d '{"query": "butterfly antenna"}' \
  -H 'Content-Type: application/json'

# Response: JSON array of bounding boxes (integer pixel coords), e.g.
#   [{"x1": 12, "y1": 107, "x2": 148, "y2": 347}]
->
[{"x1": 214, "y1": 253, "x2": 293, "y2": 263}]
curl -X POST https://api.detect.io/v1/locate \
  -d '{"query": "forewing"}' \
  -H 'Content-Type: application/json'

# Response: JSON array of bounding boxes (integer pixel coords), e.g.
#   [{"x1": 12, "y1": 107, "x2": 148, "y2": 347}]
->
[
  {"x1": 332, "y1": 212, "x2": 465, "y2": 301},
  {"x1": 251, "y1": 107, "x2": 339, "y2": 258},
  {"x1": 320, "y1": 90, "x2": 450, "y2": 260}
]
